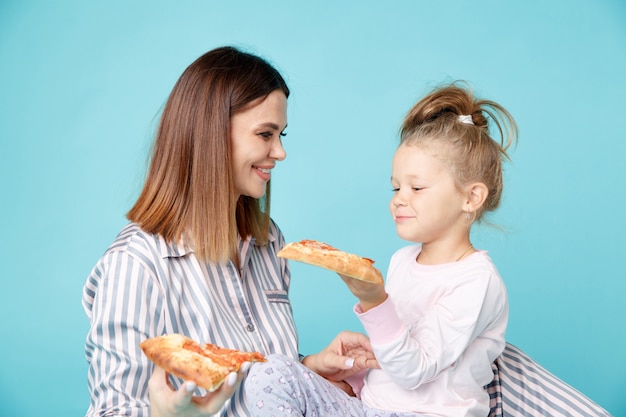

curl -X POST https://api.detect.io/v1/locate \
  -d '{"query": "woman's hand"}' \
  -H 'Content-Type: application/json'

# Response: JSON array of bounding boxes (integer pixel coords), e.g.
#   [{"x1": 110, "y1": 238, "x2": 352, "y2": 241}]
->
[
  {"x1": 302, "y1": 330, "x2": 379, "y2": 389},
  {"x1": 148, "y1": 363, "x2": 250, "y2": 417},
  {"x1": 339, "y1": 273, "x2": 388, "y2": 312}
]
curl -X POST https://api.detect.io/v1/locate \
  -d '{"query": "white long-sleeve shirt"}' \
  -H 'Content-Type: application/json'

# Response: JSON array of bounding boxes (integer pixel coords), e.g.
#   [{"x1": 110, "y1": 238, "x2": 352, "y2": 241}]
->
[
  {"x1": 82, "y1": 220, "x2": 298, "y2": 416},
  {"x1": 356, "y1": 245, "x2": 508, "y2": 417}
]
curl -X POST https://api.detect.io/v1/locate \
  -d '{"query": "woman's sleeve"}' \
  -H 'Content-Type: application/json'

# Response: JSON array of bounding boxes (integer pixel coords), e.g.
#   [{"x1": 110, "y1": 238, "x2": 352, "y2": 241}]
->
[{"x1": 83, "y1": 250, "x2": 164, "y2": 417}]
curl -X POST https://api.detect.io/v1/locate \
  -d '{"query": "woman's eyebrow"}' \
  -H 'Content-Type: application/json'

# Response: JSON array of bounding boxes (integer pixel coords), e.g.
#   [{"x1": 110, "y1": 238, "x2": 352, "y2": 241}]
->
[{"x1": 257, "y1": 122, "x2": 286, "y2": 130}]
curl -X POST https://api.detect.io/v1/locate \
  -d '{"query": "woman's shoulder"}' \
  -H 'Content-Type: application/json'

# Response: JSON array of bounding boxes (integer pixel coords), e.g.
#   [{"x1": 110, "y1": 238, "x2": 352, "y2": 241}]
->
[
  {"x1": 104, "y1": 222, "x2": 154, "y2": 251},
  {"x1": 267, "y1": 217, "x2": 285, "y2": 243},
  {"x1": 104, "y1": 222, "x2": 190, "y2": 259}
]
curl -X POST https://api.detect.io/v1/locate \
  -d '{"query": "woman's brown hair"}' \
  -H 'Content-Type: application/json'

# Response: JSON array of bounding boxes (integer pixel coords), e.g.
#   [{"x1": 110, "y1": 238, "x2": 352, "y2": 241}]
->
[
  {"x1": 400, "y1": 81, "x2": 518, "y2": 221},
  {"x1": 127, "y1": 46, "x2": 290, "y2": 263}
]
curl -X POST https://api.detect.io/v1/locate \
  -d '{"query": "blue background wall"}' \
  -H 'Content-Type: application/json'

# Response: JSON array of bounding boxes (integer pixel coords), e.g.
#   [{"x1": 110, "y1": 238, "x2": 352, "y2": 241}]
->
[{"x1": 1, "y1": 1, "x2": 624, "y2": 416}]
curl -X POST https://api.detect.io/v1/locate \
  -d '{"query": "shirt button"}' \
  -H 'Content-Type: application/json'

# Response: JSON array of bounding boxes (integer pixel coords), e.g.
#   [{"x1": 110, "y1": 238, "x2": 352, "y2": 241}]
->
[{"x1": 246, "y1": 324, "x2": 254, "y2": 332}]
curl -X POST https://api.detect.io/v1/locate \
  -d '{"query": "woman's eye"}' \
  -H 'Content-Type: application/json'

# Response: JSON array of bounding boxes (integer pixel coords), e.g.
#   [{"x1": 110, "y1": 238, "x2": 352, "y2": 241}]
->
[
  {"x1": 259, "y1": 131, "x2": 286, "y2": 140},
  {"x1": 391, "y1": 187, "x2": 399, "y2": 192}
]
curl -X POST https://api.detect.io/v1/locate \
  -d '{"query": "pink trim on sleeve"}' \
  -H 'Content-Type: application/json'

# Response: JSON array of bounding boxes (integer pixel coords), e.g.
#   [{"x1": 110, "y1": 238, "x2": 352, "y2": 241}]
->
[
  {"x1": 354, "y1": 297, "x2": 406, "y2": 345},
  {"x1": 343, "y1": 368, "x2": 367, "y2": 398}
]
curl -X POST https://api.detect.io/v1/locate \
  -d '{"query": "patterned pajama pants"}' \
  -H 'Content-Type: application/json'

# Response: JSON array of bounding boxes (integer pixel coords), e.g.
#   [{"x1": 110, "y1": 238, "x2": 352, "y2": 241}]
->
[{"x1": 239, "y1": 354, "x2": 419, "y2": 417}]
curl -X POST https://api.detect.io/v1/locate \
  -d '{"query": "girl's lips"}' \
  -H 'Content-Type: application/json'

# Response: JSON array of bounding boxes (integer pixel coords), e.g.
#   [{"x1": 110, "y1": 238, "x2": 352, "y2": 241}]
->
[{"x1": 394, "y1": 215, "x2": 414, "y2": 223}]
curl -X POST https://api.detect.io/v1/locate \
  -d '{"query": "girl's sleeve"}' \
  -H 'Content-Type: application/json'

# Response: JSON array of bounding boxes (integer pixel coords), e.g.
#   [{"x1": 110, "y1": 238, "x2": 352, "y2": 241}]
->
[{"x1": 356, "y1": 271, "x2": 505, "y2": 390}]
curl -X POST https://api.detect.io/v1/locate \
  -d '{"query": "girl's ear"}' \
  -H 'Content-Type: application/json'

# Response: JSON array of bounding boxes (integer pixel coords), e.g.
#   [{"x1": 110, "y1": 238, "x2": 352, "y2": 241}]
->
[{"x1": 465, "y1": 182, "x2": 489, "y2": 212}]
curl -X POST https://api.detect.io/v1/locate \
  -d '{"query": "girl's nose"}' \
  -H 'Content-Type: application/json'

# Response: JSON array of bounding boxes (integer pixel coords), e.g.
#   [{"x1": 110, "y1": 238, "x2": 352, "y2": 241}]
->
[{"x1": 391, "y1": 193, "x2": 406, "y2": 207}]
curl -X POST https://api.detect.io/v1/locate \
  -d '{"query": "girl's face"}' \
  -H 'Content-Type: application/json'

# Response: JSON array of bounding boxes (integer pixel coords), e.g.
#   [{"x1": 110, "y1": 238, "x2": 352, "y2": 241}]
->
[
  {"x1": 230, "y1": 89, "x2": 288, "y2": 199},
  {"x1": 390, "y1": 143, "x2": 467, "y2": 244}
]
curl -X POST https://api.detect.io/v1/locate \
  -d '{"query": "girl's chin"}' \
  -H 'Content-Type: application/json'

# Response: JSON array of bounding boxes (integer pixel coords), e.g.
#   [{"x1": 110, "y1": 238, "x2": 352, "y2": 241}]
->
[{"x1": 395, "y1": 229, "x2": 420, "y2": 242}]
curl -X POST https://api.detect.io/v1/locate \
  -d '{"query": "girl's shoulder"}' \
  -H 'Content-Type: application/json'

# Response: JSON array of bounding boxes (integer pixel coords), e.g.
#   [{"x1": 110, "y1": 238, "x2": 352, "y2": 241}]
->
[
  {"x1": 391, "y1": 244, "x2": 422, "y2": 260},
  {"x1": 465, "y1": 250, "x2": 499, "y2": 274}
]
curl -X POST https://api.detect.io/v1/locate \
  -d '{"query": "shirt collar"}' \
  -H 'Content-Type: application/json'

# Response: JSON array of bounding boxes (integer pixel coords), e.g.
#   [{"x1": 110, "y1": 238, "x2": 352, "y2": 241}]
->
[{"x1": 157, "y1": 232, "x2": 275, "y2": 259}]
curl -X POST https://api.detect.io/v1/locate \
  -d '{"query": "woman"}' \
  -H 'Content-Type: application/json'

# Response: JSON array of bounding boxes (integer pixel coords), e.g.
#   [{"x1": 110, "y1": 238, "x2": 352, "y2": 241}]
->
[{"x1": 82, "y1": 46, "x2": 377, "y2": 417}]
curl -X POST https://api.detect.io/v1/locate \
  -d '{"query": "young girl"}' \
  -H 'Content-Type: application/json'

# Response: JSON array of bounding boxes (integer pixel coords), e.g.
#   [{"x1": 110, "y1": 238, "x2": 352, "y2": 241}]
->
[{"x1": 242, "y1": 82, "x2": 518, "y2": 417}]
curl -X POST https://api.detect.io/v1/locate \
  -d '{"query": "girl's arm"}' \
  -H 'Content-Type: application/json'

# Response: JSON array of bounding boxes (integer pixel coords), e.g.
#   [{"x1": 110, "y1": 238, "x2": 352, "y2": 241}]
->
[{"x1": 356, "y1": 271, "x2": 505, "y2": 390}]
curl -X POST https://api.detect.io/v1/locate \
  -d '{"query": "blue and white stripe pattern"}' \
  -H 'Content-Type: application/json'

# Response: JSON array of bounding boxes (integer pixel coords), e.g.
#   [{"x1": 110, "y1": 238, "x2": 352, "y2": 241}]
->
[
  {"x1": 82, "y1": 221, "x2": 298, "y2": 417},
  {"x1": 486, "y1": 343, "x2": 612, "y2": 417}
]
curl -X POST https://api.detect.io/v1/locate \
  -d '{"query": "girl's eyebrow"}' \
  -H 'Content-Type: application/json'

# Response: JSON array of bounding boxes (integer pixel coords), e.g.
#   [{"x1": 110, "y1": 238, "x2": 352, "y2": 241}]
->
[{"x1": 391, "y1": 174, "x2": 420, "y2": 181}]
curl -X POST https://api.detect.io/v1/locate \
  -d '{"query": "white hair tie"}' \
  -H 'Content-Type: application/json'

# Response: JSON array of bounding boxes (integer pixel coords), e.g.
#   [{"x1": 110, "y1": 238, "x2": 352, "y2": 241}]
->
[{"x1": 458, "y1": 115, "x2": 474, "y2": 125}]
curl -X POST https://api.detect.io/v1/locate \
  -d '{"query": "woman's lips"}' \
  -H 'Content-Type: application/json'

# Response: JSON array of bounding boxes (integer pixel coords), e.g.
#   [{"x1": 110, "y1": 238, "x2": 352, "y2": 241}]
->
[{"x1": 254, "y1": 166, "x2": 272, "y2": 181}]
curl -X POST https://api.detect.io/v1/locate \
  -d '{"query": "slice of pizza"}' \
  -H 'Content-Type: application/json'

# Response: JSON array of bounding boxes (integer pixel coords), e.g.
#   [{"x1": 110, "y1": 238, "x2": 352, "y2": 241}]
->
[
  {"x1": 140, "y1": 334, "x2": 266, "y2": 391},
  {"x1": 277, "y1": 239, "x2": 384, "y2": 284}
]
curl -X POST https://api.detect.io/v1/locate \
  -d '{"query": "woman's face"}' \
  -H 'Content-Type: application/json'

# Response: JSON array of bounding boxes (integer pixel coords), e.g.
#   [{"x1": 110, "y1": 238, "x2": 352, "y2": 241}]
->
[{"x1": 230, "y1": 89, "x2": 288, "y2": 199}]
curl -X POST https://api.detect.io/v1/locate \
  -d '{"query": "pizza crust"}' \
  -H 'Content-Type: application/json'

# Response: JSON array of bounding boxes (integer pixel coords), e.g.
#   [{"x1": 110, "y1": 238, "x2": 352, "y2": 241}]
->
[
  {"x1": 277, "y1": 240, "x2": 384, "y2": 284},
  {"x1": 140, "y1": 334, "x2": 266, "y2": 391}
]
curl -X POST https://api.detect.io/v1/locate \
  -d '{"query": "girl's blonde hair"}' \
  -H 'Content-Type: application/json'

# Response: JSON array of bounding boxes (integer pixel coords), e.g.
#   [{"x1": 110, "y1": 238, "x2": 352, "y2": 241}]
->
[
  {"x1": 400, "y1": 81, "x2": 518, "y2": 220},
  {"x1": 127, "y1": 46, "x2": 290, "y2": 263}
]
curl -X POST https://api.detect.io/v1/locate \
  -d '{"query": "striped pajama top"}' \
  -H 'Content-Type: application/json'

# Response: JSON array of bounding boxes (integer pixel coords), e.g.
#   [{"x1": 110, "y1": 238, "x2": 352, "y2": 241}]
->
[{"x1": 82, "y1": 220, "x2": 298, "y2": 416}]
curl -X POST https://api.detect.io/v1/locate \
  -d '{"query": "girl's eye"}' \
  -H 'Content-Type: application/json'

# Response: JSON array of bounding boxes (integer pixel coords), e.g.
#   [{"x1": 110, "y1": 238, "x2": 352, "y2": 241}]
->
[
  {"x1": 280, "y1": 131, "x2": 287, "y2": 137},
  {"x1": 391, "y1": 187, "x2": 399, "y2": 192}
]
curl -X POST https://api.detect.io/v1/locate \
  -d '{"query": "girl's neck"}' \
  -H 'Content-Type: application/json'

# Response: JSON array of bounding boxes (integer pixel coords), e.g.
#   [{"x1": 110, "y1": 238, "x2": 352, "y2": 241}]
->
[{"x1": 416, "y1": 241, "x2": 475, "y2": 265}]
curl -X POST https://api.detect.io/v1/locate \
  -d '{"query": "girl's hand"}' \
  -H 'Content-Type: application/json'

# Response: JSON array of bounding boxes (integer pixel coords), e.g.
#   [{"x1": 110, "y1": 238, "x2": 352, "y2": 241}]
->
[
  {"x1": 339, "y1": 273, "x2": 388, "y2": 312},
  {"x1": 302, "y1": 330, "x2": 379, "y2": 387},
  {"x1": 148, "y1": 363, "x2": 250, "y2": 417}
]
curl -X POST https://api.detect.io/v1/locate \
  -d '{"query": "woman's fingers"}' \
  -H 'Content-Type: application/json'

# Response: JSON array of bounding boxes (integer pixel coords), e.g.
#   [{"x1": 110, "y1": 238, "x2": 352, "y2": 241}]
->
[{"x1": 149, "y1": 362, "x2": 254, "y2": 415}]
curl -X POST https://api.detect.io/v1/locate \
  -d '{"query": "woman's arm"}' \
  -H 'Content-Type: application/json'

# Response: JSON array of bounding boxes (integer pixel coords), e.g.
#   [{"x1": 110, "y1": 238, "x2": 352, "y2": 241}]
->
[
  {"x1": 300, "y1": 330, "x2": 379, "y2": 395},
  {"x1": 84, "y1": 250, "x2": 163, "y2": 416}
]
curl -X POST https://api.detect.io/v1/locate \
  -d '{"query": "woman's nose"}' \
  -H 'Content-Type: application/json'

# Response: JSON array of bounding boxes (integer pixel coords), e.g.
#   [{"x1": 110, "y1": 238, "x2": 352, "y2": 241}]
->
[{"x1": 270, "y1": 138, "x2": 286, "y2": 161}]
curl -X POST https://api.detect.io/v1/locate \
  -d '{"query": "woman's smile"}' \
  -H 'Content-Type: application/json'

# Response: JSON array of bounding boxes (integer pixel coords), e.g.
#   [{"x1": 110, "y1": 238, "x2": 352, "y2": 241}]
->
[{"x1": 253, "y1": 165, "x2": 274, "y2": 181}]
